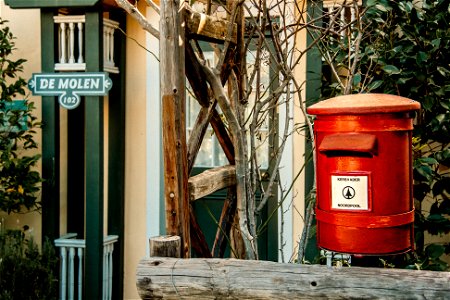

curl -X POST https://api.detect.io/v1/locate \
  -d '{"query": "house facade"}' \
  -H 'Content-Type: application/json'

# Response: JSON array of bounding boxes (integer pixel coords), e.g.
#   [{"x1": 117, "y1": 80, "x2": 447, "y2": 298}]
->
[
  {"x1": 6, "y1": 0, "x2": 447, "y2": 298},
  {"x1": 1, "y1": 1, "x2": 310, "y2": 299}
]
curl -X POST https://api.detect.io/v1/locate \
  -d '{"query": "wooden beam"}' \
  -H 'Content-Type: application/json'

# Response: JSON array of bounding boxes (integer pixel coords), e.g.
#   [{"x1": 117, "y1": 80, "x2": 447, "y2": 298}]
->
[
  {"x1": 107, "y1": 9, "x2": 127, "y2": 300},
  {"x1": 84, "y1": 10, "x2": 105, "y2": 300},
  {"x1": 210, "y1": 109, "x2": 235, "y2": 164},
  {"x1": 185, "y1": 40, "x2": 209, "y2": 107},
  {"x1": 137, "y1": 257, "x2": 450, "y2": 299},
  {"x1": 185, "y1": 5, "x2": 237, "y2": 44},
  {"x1": 211, "y1": 187, "x2": 236, "y2": 258},
  {"x1": 160, "y1": 0, "x2": 190, "y2": 258},
  {"x1": 187, "y1": 104, "x2": 217, "y2": 173},
  {"x1": 188, "y1": 165, "x2": 236, "y2": 201},
  {"x1": 189, "y1": 207, "x2": 212, "y2": 258},
  {"x1": 5, "y1": 0, "x2": 100, "y2": 7},
  {"x1": 40, "y1": 9, "x2": 60, "y2": 244}
]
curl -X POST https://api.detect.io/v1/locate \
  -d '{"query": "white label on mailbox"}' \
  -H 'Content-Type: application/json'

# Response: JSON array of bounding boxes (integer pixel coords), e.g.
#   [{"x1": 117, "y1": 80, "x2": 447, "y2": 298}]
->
[{"x1": 331, "y1": 175, "x2": 368, "y2": 210}]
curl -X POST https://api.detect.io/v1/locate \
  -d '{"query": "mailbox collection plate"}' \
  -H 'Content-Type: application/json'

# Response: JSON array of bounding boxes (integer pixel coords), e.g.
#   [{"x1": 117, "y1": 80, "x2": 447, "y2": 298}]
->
[{"x1": 331, "y1": 172, "x2": 372, "y2": 212}]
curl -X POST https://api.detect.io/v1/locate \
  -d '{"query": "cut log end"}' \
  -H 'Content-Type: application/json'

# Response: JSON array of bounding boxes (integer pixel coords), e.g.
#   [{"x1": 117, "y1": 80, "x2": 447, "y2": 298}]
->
[{"x1": 149, "y1": 235, "x2": 181, "y2": 258}]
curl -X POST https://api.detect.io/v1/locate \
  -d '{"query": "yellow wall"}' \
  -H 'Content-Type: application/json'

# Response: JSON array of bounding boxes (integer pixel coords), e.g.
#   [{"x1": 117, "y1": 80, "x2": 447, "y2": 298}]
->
[
  {"x1": 123, "y1": 1, "x2": 149, "y2": 298},
  {"x1": 0, "y1": 2, "x2": 42, "y2": 245}
]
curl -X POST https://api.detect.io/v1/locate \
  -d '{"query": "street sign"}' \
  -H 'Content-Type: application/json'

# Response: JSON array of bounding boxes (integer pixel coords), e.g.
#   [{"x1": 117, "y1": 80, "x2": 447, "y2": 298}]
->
[
  {"x1": 28, "y1": 72, "x2": 113, "y2": 109},
  {"x1": 0, "y1": 100, "x2": 28, "y2": 132}
]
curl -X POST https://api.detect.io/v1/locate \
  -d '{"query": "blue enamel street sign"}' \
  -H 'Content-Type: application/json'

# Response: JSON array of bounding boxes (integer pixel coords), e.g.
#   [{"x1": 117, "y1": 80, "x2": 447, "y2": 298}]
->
[
  {"x1": 28, "y1": 72, "x2": 113, "y2": 109},
  {"x1": 0, "y1": 100, "x2": 28, "y2": 132}
]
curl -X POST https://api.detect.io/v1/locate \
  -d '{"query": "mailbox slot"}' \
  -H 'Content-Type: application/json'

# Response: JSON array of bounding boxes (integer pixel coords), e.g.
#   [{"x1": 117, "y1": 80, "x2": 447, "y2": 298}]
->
[{"x1": 319, "y1": 133, "x2": 378, "y2": 157}]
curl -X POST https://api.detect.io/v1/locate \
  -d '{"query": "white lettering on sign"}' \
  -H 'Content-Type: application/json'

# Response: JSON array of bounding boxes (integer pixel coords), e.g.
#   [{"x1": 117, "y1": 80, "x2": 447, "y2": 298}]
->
[
  {"x1": 331, "y1": 174, "x2": 369, "y2": 210},
  {"x1": 58, "y1": 78, "x2": 101, "y2": 90},
  {"x1": 39, "y1": 78, "x2": 56, "y2": 89}
]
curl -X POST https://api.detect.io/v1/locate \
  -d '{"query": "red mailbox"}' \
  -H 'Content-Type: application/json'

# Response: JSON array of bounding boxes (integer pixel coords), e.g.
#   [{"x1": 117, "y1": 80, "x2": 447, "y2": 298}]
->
[{"x1": 307, "y1": 94, "x2": 420, "y2": 255}]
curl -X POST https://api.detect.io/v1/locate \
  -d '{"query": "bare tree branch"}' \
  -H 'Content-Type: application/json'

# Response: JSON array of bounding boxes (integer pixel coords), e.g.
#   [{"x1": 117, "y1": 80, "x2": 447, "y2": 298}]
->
[
  {"x1": 202, "y1": 64, "x2": 257, "y2": 260},
  {"x1": 144, "y1": 0, "x2": 160, "y2": 14},
  {"x1": 115, "y1": 0, "x2": 160, "y2": 39}
]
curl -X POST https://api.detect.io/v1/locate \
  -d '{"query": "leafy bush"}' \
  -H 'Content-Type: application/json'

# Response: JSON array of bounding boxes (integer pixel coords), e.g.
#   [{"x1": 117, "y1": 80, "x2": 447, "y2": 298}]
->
[
  {"x1": 0, "y1": 18, "x2": 42, "y2": 214},
  {"x1": 0, "y1": 229, "x2": 58, "y2": 300},
  {"x1": 317, "y1": 0, "x2": 450, "y2": 269}
]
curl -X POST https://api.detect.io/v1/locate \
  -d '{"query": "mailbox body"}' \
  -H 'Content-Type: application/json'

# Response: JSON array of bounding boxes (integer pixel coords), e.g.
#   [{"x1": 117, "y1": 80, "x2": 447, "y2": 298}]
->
[{"x1": 307, "y1": 94, "x2": 420, "y2": 255}]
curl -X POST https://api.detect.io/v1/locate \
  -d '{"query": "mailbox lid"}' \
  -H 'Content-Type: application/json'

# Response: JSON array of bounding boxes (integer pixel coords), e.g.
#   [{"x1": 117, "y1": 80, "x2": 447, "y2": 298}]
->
[{"x1": 307, "y1": 94, "x2": 420, "y2": 115}]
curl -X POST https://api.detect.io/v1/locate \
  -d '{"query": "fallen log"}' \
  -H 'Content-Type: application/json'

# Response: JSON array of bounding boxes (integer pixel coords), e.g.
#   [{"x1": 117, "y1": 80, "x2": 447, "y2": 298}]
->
[{"x1": 136, "y1": 257, "x2": 450, "y2": 299}]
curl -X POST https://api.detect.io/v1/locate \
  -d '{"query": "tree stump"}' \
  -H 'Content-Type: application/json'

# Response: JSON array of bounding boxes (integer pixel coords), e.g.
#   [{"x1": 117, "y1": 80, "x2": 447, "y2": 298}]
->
[{"x1": 149, "y1": 236, "x2": 181, "y2": 258}]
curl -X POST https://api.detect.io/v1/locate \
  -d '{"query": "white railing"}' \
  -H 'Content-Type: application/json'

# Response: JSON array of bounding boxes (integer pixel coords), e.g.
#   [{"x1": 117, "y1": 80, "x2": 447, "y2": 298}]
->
[
  {"x1": 103, "y1": 18, "x2": 119, "y2": 74},
  {"x1": 54, "y1": 15, "x2": 119, "y2": 73},
  {"x1": 54, "y1": 234, "x2": 119, "y2": 300}
]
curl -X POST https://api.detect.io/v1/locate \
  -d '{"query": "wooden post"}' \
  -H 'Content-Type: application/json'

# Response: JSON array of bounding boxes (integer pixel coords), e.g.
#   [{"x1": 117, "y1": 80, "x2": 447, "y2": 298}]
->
[
  {"x1": 136, "y1": 257, "x2": 450, "y2": 299},
  {"x1": 84, "y1": 10, "x2": 105, "y2": 300},
  {"x1": 40, "y1": 8, "x2": 60, "y2": 245},
  {"x1": 160, "y1": 0, "x2": 190, "y2": 258},
  {"x1": 149, "y1": 236, "x2": 181, "y2": 258},
  {"x1": 108, "y1": 9, "x2": 127, "y2": 300}
]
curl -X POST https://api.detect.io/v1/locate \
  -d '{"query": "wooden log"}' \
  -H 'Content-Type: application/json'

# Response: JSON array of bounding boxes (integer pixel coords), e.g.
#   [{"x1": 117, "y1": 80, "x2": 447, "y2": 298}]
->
[
  {"x1": 189, "y1": 206, "x2": 212, "y2": 258},
  {"x1": 188, "y1": 165, "x2": 236, "y2": 201},
  {"x1": 185, "y1": 5, "x2": 237, "y2": 44},
  {"x1": 211, "y1": 187, "x2": 236, "y2": 258},
  {"x1": 210, "y1": 109, "x2": 235, "y2": 164},
  {"x1": 185, "y1": 40, "x2": 209, "y2": 107},
  {"x1": 160, "y1": 0, "x2": 190, "y2": 257},
  {"x1": 187, "y1": 104, "x2": 217, "y2": 173},
  {"x1": 136, "y1": 257, "x2": 450, "y2": 299},
  {"x1": 149, "y1": 236, "x2": 181, "y2": 258}
]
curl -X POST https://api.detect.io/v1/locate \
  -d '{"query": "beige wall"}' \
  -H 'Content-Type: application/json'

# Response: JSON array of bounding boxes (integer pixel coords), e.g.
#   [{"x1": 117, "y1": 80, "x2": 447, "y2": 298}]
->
[
  {"x1": 0, "y1": 2, "x2": 42, "y2": 245},
  {"x1": 123, "y1": 1, "x2": 150, "y2": 298}
]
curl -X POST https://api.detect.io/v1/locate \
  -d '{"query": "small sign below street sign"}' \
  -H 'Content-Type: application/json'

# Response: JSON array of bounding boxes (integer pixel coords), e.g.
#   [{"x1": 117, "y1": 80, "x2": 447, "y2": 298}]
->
[{"x1": 28, "y1": 72, "x2": 112, "y2": 109}]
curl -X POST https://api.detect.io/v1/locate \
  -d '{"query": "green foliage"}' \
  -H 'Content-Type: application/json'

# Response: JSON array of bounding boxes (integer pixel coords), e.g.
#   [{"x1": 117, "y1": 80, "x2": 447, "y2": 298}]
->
[
  {"x1": 0, "y1": 19, "x2": 42, "y2": 214},
  {"x1": 317, "y1": 0, "x2": 450, "y2": 269},
  {"x1": 0, "y1": 229, "x2": 58, "y2": 300}
]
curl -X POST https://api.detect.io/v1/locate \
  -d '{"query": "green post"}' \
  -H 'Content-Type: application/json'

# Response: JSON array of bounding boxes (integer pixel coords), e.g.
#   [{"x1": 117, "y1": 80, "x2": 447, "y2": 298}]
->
[
  {"x1": 40, "y1": 8, "x2": 60, "y2": 244},
  {"x1": 108, "y1": 9, "x2": 126, "y2": 300},
  {"x1": 67, "y1": 102, "x2": 85, "y2": 236},
  {"x1": 84, "y1": 9, "x2": 104, "y2": 300}
]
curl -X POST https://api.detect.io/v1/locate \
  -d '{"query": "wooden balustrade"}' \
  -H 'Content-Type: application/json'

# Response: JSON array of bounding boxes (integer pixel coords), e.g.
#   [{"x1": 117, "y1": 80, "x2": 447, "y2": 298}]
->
[
  {"x1": 54, "y1": 234, "x2": 119, "y2": 300},
  {"x1": 54, "y1": 15, "x2": 119, "y2": 73}
]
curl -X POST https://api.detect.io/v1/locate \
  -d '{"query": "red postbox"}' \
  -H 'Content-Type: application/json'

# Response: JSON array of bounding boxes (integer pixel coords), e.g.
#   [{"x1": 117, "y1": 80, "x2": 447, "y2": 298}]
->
[{"x1": 307, "y1": 94, "x2": 421, "y2": 255}]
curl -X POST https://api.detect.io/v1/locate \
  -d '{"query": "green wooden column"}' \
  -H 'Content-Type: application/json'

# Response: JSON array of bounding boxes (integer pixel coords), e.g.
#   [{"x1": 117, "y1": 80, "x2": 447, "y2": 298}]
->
[
  {"x1": 40, "y1": 8, "x2": 60, "y2": 244},
  {"x1": 84, "y1": 8, "x2": 104, "y2": 300},
  {"x1": 67, "y1": 102, "x2": 86, "y2": 237},
  {"x1": 108, "y1": 9, "x2": 126, "y2": 300}
]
